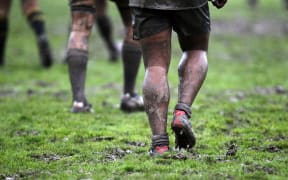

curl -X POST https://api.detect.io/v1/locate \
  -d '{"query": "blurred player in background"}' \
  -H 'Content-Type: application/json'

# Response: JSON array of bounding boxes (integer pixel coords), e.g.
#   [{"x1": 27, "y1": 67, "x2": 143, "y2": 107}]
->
[
  {"x1": 247, "y1": 0, "x2": 288, "y2": 10},
  {"x1": 0, "y1": 0, "x2": 53, "y2": 68},
  {"x1": 94, "y1": 0, "x2": 119, "y2": 62},
  {"x1": 67, "y1": 0, "x2": 143, "y2": 113}
]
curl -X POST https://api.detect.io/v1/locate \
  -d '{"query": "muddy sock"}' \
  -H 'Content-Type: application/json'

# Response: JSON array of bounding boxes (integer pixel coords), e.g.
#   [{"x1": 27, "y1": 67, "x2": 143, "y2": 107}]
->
[
  {"x1": 27, "y1": 11, "x2": 53, "y2": 68},
  {"x1": 95, "y1": 15, "x2": 117, "y2": 58},
  {"x1": 27, "y1": 11, "x2": 45, "y2": 38},
  {"x1": 174, "y1": 103, "x2": 192, "y2": 118},
  {"x1": 0, "y1": 18, "x2": 8, "y2": 66},
  {"x1": 122, "y1": 41, "x2": 142, "y2": 95},
  {"x1": 66, "y1": 49, "x2": 88, "y2": 103},
  {"x1": 151, "y1": 134, "x2": 169, "y2": 148}
]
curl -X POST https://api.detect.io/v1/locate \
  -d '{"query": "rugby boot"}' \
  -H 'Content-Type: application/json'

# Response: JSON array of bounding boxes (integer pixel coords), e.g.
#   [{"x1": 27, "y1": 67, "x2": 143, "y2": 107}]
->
[
  {"x1": 108, "y1": 44, "x2": 120, "y2": 62},
  {"x1": 171, "y1": 104, "x2": 196, "y2": 149},
  {"x1": 120, "y1": 93, "x2": 144, "y2": 112},
  {"x1": 149, "y1": 134, "x2": 170, "y2": 157},
  {"x1": 71, "y1": 101, "x2": 94, "y2": 113}
]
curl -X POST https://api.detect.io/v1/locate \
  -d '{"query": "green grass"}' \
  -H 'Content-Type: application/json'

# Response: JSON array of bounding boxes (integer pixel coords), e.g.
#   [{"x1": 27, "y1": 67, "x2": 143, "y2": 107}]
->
[{"x1": 1, "y1": 1, "x2": 288, "y2": 179}]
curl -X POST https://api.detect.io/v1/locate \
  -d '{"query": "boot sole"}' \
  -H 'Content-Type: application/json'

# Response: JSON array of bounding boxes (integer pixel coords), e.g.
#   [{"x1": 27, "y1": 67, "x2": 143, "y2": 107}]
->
[{"x1": 172, "y1": 124, "x2": 196, "y2": 149}]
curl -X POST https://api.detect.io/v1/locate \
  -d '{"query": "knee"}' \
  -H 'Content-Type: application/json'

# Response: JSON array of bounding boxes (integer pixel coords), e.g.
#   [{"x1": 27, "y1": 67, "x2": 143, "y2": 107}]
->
[
  {"x1": 68, "y1": 1, "x2": 96, "y2": 50},
  {"x1": 70, "y1": 6, "x2": 94, "y2": 32},
  {"x1": 178, "y1": 51, "x2": 208, "y2": 76},
  {"x1": 0, "y1": 8, "x2": 9, "y2": 19},
  {"x1": 22, "y1": 0, "x2": 41, "y2": 18}
]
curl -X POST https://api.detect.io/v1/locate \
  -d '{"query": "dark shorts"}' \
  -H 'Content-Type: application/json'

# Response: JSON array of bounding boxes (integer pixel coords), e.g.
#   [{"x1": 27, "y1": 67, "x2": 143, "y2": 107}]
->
[
  {"x1": 110, "y1": 0, "x2": 129, "y2": 8},
  {"x1": 69, "y1": 0, "x2": 129, "y2": 10},
  {"x1": 132, "y1": 3, "x2": 210, "y2": 50}
]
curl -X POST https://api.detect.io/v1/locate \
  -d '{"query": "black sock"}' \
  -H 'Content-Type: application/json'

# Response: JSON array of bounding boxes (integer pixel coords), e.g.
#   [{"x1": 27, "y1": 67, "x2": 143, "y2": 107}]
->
[
  {"x1": 175, "y1": 103, "x2": 192, "y2": 118},
  {"x1": 27, "y1": 12, "x2": 45, "y2": 38},
  {"x1": 95, "y1": 15, "x2": 116, "y2": 53},
  {"x1": 0, "y1": 18, "x2": 8, "y2": 66},
  {"x1": 66, "y1": 49, "x2": 88, "y2": 103},
  {"x1": 122, "y1": 41, "x2": 142, "y2": 95}
]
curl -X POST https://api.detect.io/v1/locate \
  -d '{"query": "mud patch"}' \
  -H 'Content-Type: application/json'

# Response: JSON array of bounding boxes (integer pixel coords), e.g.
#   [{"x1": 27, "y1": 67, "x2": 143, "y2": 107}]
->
[
  {"x1": 223, "y1": 109, "x2": 252, "y2": 134},
  {"x1": 13, "y1": 129, "x2": 39, "y2": 137},
  {"x1": 242, "y1": 163, "x2": 275, "y2": 174},
  {"x1": 269, "y1": 134, "x2": 287, "y2": 141},
  {"x1": 27, "y1": 89, "x2": 36, "y2": 96},
  {"x1": 0, "y1": 89, "x2": 16, "y2": 97},
  {"x1": 52, "y1": 90, "x2": 70, "y2": 100},
  {"x1": 254, "y1": 86, "x2": 287, "y2": 95},
  {"x1": 169, "y1": 152, "x2": 189, "y2": 160},
  {"x1": 35, "y1": 81, "x2": 54, "y2": 87},
  {"x1": 29, "y1": 153, "x2": 61, "y2": 161},
  {"x1": 1, "y1": 170, "x2": 40, "y2": 180},
  {"x1": 223, "y1": 86, "x2": 287, "y2": 103},
  {"x1": 250, "y1": 144, "x2": 282, "y2": 153},
  {"x1": 73, "y1": 135, "x2": 114, "y2": 144},
  {"x1": 124, "y1": 141, "x2": 146, "y2": 147},
  {"x1": 101, "y1": 100, "x2": 119, "y2": 109},
  {"x1": 226, "y1": 143, "x2": 238, "y2": 156},
  {"x1": 101, "y1": 83, "x2": 121, "y2": 91},
  {"x1": 104, "y1": 148, "x2": 132, "y2": 162},
  {"x1": 194, "y1": 154, "x2": 230, "y2": 163},
  {"x1": 266, "y1": 145, "x2": 281, "y2": 153},
  {"x1": 90, "y1": 136, "x2": 115, "y2": 142}
]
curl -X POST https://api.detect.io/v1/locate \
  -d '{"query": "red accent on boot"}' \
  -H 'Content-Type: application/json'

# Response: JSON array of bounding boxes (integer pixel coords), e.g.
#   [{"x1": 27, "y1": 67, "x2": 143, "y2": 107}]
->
[
  {"x1": 155, "y1": 145, "x2": 169, "y2": 154},
  {"x1": 173, "y1": 110, "x2": 186, "y2": 127}
]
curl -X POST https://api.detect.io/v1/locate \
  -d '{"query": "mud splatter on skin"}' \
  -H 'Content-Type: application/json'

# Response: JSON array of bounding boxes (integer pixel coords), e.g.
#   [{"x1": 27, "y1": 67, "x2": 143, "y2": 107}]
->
[
  {"x1": 141, "y1": 33, "x2": 171, "y2": 126},
  {"x1": 178, "y1": 51, "x2": 208, "y2": 105},
  {"x1": 143, "y1": 69, "x2": 170, "y2": 134},
  {"x1": 141, "y1": 35, "x2": 172, "y2": 133},
  {"x1": 68, "y1": 11, "x2": 94, "y2": 50},
  {"x1": 144, "y1": 81, "x2": 170, "y2": 121}
]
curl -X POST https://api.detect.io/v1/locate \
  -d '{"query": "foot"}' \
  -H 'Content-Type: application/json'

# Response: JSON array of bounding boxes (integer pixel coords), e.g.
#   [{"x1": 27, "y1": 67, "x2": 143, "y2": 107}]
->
[
  {"x1": 120, "y1": 93, "x2": 144, "y2": 112},
  {"x1": 149, "y1": 134, "x2": 170, "y2": 157},
  {"x1": 149, "y1": 145, "x2": 170, "y2": 157},
  {"x1": 71, "y1": 101, "x2": 94, "y2": 113},
  {"x1": 108, "y1": 46, "x2": 120, "y2": 62},
  {"x1": 171, "y1": 110, "x2": 196, "y2": 149},
  {"x1": 108, "y1": 41, "x2": 122, "y2": 62},
  {"x1": 38, "y1": 35, "x2": 53, "y2": 68}
]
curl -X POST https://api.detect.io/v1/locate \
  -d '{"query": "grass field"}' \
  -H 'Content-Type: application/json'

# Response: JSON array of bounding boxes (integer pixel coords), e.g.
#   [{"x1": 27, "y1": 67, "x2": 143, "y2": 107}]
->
[{"x1": 0, "y1": 1, "x2": 288, "y2": 179}]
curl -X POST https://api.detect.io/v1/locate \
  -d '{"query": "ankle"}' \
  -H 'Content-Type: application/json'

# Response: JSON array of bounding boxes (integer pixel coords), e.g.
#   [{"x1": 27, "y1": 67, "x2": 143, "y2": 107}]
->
[{"x1": 174, "y1": 103, "x2": 191, "y2": 118}]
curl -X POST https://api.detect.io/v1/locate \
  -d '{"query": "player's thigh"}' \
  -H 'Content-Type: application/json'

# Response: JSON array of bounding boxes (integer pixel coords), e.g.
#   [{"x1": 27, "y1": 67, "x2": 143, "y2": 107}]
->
[
  {"x1": 172, "y1": 3, "x2": 210, "y2": 51},
  {"x1": 0, "y1": 0, "x2": 12, "y2": 18},
  {"x1": 21, "y1": 0, "x2": 40, "y2": 15},
  {"x1": 132, "y1": 8, "x2": 171, "y2": 41}
]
